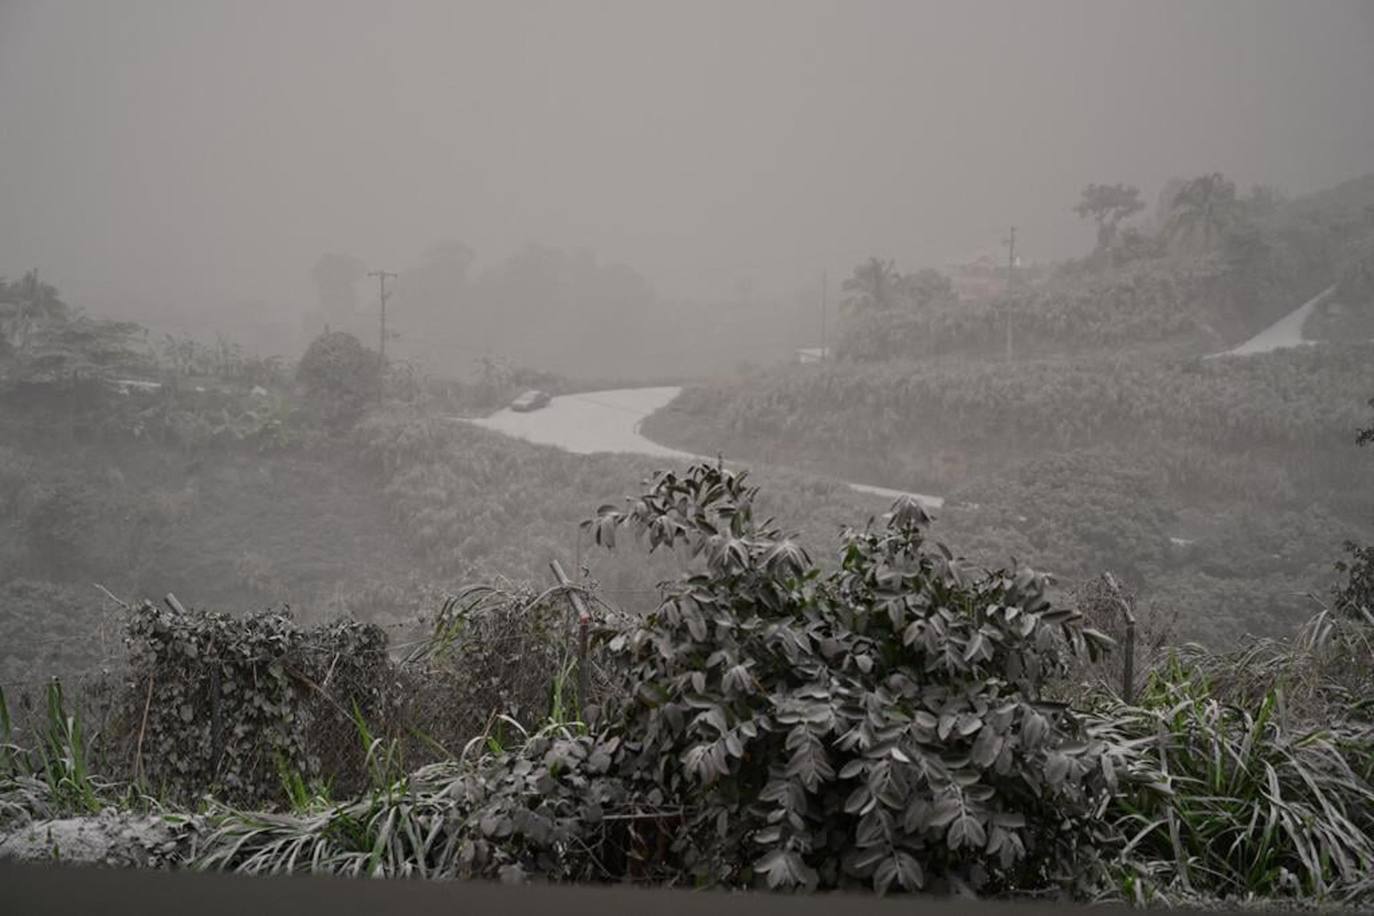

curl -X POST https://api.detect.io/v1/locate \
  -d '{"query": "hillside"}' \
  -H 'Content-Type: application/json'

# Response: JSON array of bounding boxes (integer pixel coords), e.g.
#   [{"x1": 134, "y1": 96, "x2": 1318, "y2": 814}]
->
[
  {"x1": 0, "y1": 350, "x2": 901, "y2": 686},
  {"x1": 639, "y1": 172, "x2": 1374, "y2": 643},
  {"x1": 633, "y1": 171, "x2": 1374, "y2": 643},
  {"x1": 4, "y1": 189, "x2": 1374, "y2": 909}
]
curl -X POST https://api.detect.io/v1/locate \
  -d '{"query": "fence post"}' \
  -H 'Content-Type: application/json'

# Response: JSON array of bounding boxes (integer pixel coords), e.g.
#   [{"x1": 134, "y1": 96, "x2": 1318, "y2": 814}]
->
[
  {"x1": 1104, "y1": 572, "x2": 1137, "y2": 704},
  {"x1": 549, "y1": 560, "x2": 590, "y2": 725},
  {"x1": 209, "y1": 657, "x2": 224, "y2": 777}
]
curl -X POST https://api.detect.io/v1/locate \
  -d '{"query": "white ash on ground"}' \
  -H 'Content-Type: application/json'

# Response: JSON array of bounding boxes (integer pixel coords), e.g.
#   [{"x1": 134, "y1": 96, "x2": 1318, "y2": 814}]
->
[{"x1": 0, "y1": 809, "x2": 200, "y2": 869}]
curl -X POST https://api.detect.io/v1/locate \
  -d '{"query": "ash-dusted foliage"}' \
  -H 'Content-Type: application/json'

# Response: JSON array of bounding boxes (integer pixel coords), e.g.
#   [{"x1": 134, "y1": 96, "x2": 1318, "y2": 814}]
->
[
  {"x1": 1, "y1": 680, "x2": 106, "y2": 827},
  {"x1": 401, "y1": 582, "x2": 599, "y2": 744},
  {"x1": 1335, "y1": 543, "x2": 1374, "y2": 623},
  {"x1": 655, "y1": 347, "x2": 1374, "y2": 466},
  {"x1": 123, "y1": 601, "x2": 392, "y2": 804},
  {"x1": 579, "y1": 464, "x2": 1122, "y2": 895},
  {"x1": 644, "y1": 346, "x2": 1374, "y2": 644},
  {"x1": 295, "y1": 330, "x2": 379, "y2": 429},
  {"x1": 194, "y1": 730, "x2": 642, "y2": 883},
  {"x1": 1102, "y1": 612, "x2": 1374, "y2": 905},
  {"x1": 190, "y1": 464, "x2": 1126, "y2": 894},
  {"x1": 16, "y1": 464, "x2": 1374, "y2": 907},
  {"x1": 1333, "y1": 400, "x2": 1374, "y2": 621}
]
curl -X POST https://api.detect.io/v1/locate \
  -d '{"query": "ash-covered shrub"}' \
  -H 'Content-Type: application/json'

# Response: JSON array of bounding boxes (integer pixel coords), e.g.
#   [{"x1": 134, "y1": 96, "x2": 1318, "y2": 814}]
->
[
  {"x1": 194, "y1": 729, "x2": 637, "y2": 882},
  {"x1": 1335, "y1": 542, "x2": 1374, "y2": 622},
  {"x1": 191, "y1": 464, "x2": 1128, "y2": 894},
  {"x1": 397, "y1": 582, "x2": 595, "y2": 754},
  {"x1": 576, "y1": 463, "x2": 1124, "y2": 896},
  {"x1": 295, "y1": 330, "x2": 378, "y2": 429}
]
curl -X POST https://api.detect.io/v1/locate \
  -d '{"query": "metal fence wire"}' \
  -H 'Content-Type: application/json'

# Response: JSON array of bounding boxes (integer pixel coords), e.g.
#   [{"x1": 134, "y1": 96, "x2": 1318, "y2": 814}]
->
[{"x1": 1, "y1": 579, "x2": 630, "y2": 808}]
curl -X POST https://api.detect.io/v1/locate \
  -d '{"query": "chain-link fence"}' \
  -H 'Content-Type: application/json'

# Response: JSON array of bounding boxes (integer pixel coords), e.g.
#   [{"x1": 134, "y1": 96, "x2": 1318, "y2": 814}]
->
[{"x1": 2, "y1": 579, "x2": 633, "y2": 809}]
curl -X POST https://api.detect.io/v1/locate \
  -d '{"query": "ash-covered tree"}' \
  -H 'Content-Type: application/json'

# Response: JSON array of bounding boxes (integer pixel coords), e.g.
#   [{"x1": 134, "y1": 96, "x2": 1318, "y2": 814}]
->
[
  {"x1": 1165, "y1": 172, "x2": 1239, "y2": 252},
  {"x1": 295, "y1": 329, "x2": 379, "y2": 429},
  {"x1": 1073, "y1": 183, "x2": 1145, "y2": 252},
  {"x1": 0, "y1": 272, "x2": 148, "y2": 391},
  {"x1": 18, "y1": 316, "x2": 148, "y2": 385},
  {"x1": 837, "y1": 261, "x2": 958, "y2": 361},
  {"x1": 0, "y1": 270, "x2": 69, "y2": 358},
  {"x1": 897, "y1": 267, "x2": 956, "y2": 307},
  {"x1": 841, "y1": 257, "x2": 901, "y2": 314}
]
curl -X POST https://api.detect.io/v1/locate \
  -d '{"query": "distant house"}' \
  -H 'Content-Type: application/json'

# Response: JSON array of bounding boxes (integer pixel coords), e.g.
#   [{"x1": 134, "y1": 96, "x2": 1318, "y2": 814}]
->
[
  {"x1": 946, "y1": 251, "x2": 1043, "y2": 301},
  {"x1": 795, "y1": 347, "x2": 831, "y2": 364}
]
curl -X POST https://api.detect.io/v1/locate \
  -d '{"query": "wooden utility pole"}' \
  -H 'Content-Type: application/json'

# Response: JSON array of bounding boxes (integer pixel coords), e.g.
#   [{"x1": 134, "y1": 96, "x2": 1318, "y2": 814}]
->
[
  {"x1": 367, "y1": 269, "x2": 397, "y2": 402},
  {"x1": 820, "y1": 270, "x2": 828, "y2": 360},
  {"x1": 1004, "y1": 226, "x2": 1016, "y2": 286},
  {"x1": 1002, "y1": 227, "x2": 1016, "y2": 360}
]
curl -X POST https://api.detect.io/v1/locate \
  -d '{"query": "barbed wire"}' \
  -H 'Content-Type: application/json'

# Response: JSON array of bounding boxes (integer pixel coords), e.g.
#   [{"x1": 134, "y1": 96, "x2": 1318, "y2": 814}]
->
[
  {"x1": 2, "y1": 576, "x2": 657, "y2": 694},
  {"x1": 0, "y1": 668, "x2": 125, "y2": 692}
]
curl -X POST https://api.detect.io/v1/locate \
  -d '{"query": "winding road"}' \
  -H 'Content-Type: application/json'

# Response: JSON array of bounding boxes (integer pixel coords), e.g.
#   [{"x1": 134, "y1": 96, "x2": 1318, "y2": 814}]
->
[
  {"x1": 1205, "y1": 285, "x2": 1336, "y2": 358},
  {"x1": 460, "y1": 386, "x2": 944, "y2": 510},
  {"x1": 456, "y1": 285, "x2": 1339, "y2": 515}
]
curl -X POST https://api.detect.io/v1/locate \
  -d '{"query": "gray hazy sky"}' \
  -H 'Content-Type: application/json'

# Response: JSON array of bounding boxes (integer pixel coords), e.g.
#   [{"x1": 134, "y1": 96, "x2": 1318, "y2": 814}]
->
[{"x1": 2, "y1": 0, "x2": 1372, "y2": 318}]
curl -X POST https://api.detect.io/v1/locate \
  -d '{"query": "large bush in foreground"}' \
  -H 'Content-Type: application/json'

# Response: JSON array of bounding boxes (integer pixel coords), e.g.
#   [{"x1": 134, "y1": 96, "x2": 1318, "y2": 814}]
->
[
  {"x1": 194, "y1": 464, "x2": 1125, "y2": 894},
  {"x1": 580, "y1": 464, "x2": 1123, "y2": 895}
]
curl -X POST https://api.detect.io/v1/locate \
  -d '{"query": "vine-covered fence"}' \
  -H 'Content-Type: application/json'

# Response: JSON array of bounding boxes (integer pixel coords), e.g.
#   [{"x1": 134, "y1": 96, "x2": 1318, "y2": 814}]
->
[{"x1": 2, "y1": 581, "x2": 599, "y2": 807}]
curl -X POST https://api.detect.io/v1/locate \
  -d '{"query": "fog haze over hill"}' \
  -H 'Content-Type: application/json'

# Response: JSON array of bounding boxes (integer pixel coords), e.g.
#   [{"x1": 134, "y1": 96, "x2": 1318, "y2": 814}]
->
[{"x1": 2, "y1": 0, "x2": 1372, "y2": 340}]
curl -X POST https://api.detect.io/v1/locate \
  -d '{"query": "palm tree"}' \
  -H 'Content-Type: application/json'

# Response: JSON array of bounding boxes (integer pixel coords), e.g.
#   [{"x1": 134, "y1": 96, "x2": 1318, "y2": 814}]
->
[
  {"x1": 841, "y1": 257, "x2": 900, "y2": 313},
  {"x1": 1073, "y1": 182, "x2": 1146, "y2": 251},
  {"x1": 1165, "y1": 173, "x2": 1239, "y2": 252},
  {"x1": 0, "y1": 270, "x2": 67, "y2": 356}
]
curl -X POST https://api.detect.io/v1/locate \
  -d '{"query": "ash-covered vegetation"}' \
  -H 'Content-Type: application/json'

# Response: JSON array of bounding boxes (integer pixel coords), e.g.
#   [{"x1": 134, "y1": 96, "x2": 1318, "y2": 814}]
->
[
  {"x1": 3, "y1": 164, "x2": 1374, "y2": 908},
  {"x1": 4, "y1": 1, "x2": 1374, "y2": 905},
  {"x1": 645, "y1": 174, "x2": 1374, "y2": 645},
  {"x1": 3, "y1": 461, "x2": 1374, "y2": 908}
]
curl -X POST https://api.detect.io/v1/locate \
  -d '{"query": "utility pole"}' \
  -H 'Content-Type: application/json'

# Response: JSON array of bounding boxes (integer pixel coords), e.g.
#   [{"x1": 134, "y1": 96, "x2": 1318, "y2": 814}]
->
[
  {"x1": 820, "y1": 270, "x2": 828, "y2": 360},
  {"x1": 1004, "y1": 225, "x2": 1016, "y2": 289},
  {"x1": 1001, "y1": 227, "x2": 1016, "y2": 361},
  {"x1": 368, "y1": 269, "x2": 397, "y2": 402}
]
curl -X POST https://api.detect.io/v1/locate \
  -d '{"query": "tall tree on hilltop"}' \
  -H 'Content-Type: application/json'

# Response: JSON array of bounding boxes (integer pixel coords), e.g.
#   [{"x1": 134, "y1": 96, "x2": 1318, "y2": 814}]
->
[
  {"x1": 897, "y1": 267, "x2": 956, "y2": 309},
  {"x1": 1166, "y1": 172, "x2": 1240, "y2": 252},
  {"x1": 1073, "y1": 183, "x2": 1146, "y2": 251},
  {"x1": 0, "y1": 270, "x2": 69, "y2": 356},
  {"x1": 0, "y1": 273, "x2": 148, "y2": 388},
  {"x1": 841, "y1": 257, "x2": 900, "y2": 313}
]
